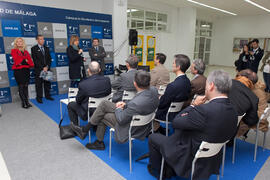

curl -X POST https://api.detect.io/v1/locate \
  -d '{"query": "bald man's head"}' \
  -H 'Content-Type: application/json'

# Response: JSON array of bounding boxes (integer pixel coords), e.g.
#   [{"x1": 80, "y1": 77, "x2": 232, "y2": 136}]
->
[{"x1": 88, "y1": 61, "x2": 100, "y2": 75}]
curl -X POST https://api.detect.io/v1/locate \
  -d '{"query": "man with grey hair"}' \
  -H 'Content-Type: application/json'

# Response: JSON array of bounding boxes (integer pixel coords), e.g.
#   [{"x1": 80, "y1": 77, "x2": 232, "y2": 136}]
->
[
  {"x1": 184, "y1": 59, "x2": 207, "y2": 107},
  {"x1": 67, "y1": 61, "x2": 111, "y2": 126},
  {"x1": 111, "y1": 54, "x2": 138, "y2": 102},
  {"x1": 148, "y1": 70, "x2": 238, "y2": 179}
]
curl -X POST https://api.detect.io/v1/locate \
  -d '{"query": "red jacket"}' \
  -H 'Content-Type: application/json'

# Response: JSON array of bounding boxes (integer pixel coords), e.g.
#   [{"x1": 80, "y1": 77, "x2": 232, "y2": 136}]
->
[{"x1": 11, "y1": 49, "x2": 34, "y2": 70}]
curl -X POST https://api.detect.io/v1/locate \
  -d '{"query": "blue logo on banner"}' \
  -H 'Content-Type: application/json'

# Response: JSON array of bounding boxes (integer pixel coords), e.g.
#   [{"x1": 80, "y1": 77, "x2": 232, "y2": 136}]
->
[
  {"x1": 104, "y1": 63, "x2": 114, "y2": 75},
  {"x1": 67, "y1": 24, "x2": 79, "y2": 37},
  {"x1": 103, "y1": 26, "x2": 112, "y2": 39},
  {"x1": 0, "y1": 37, "x2": 5, "y2": 53},
  {"x1": 91, "y1": 26, "x2": 103, "y2": 39},
  {"x1": 44, "y1": 38, "x2": 55, "y2": 53},
  {"x1": 50, "y1": 53, "x2": 56, "y2": 68},
  {"x1": 29, "y1": 69, "x2": 35, "y2": 84},
  {"x1": 2, "y1": 19, "x2": 22, "y2": 37},
  {"x1": 50, "y1": 81, "x2": 58, "y2": 95},
  {"x1": 80, "y1": 39, "x2": 92, "y2": 52},
  {"x1": 55, "y1": 53, "x2": 69, "y2": 67},
  {"x1": 6, "y1": 54, "x2": 14, "y2": 70},
  {"x1": 21, "y1": 20, "x2": 37, "y2": 37},
  {"x1": 7, "y1": 70, "x2": 17, "y2": 87},
  {"x1": 0, "y1": 87, "x2": 12, "y2": 103}
]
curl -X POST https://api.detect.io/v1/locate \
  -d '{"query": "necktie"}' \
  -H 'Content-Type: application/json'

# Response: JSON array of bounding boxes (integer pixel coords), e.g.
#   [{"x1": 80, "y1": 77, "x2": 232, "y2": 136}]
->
[
  {"x1": 41, "y1": 46, "x2": 45, "y2": 55},
  {"x1": 96, "y1": 46, "x2": 98, "y2": 52}
]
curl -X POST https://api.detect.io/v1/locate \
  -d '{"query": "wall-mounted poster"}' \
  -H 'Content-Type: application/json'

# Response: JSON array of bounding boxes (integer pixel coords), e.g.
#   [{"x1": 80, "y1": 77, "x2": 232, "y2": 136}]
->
[
  {"x1": 134, "y1": 35, "x2": 144, "y2": 65},
  {"x1": 146, "y1": 36, "x2": 156, "y2": 70},
  {"x1": 0, "y1": 1, "x2": 113, "y2": 103},
  {"x1": 233, "y1": 38, "x2": 249, "y2": 52}
]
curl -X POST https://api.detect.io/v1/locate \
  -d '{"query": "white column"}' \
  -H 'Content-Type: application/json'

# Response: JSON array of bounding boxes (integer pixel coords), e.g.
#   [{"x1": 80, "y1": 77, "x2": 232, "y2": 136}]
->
[
  {"x1": 112, "y1": 0, "x2": 129, "y2": 66},
  {"x1": 175, "y1": 7, "x2": 196, "y2": 60}
]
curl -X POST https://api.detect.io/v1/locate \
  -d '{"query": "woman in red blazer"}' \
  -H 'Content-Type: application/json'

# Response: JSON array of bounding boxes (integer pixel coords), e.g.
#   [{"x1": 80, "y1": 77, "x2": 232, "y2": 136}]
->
[{"x1": 11, "y1": 37, "x2": 34, "y2": 108}]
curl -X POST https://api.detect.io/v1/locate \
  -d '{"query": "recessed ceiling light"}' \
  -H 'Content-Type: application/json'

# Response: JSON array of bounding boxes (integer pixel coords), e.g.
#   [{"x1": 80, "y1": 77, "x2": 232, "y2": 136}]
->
[
  {"x1": 127, "y1": 9, "x2": 138, "y2": 13},
  {"x1": 244, "y1": 0, "x2": 270, "y2": 13},
  {"x1": 187, "y1": 0, "x2": 237, "y2": 16}
]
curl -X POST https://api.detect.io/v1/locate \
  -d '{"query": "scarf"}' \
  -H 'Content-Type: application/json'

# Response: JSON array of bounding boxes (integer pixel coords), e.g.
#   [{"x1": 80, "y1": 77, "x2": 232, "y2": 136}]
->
[
  {"x1": 72, "y1": 45, "x2": 79, "y2": 51},
  {"x1": 235, "y1": 76, "x2": 254, "y2": 89}
]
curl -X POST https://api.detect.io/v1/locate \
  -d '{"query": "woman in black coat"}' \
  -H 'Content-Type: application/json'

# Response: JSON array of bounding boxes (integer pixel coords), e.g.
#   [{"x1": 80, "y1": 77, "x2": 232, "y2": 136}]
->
[
  {"x1": 235, "y1": 44, "x2": 252, "y2": 72},
  {"x1": 67, "y1": 35, "x2": 86, "y2": 88}
]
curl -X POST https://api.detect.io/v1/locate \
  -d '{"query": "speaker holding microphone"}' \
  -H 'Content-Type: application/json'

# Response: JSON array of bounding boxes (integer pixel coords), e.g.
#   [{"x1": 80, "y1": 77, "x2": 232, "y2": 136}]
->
[{"x1": 129, "y1": 29, "x2": 138, "y2": 46}]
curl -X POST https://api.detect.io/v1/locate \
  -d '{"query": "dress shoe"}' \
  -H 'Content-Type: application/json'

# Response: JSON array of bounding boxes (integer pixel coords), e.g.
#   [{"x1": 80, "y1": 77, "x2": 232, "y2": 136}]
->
[
  {"x1": 21, "y1": 101, "x2": 28, "y2": 109},
  {"x1": 85, "y1": 140, "x2": 105, "y2": 150},
  {"x1": 25, "y1": 100, "x2": 32, "y2": 107},
  {"x1": 36, "y1": 98, "x2": 43, "y2": 104},
  {"x1": 70, "y1": 123, "x2": 87, "y2": 140},
  {"x1": 45, "y1": 96, "x2": 54, "y2": 101}
]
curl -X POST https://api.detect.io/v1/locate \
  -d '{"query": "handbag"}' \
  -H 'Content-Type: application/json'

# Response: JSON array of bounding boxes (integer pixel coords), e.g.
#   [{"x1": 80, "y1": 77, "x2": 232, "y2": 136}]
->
[
  {"x1": 40, "y1": 70, "x2": 54, "y2": 81},
  {"x1": 59, "y1": 118, "x2": 76, "y2": 140}
]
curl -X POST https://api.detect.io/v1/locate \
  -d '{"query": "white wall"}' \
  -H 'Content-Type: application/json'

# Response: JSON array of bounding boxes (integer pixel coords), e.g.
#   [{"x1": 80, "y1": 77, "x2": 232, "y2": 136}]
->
[{"x1": 210, "y1": 14, "x2": 270, "y2": 67}]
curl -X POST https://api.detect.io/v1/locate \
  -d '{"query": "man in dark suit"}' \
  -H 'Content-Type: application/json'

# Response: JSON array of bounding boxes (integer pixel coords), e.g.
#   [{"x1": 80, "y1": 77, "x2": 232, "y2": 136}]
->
[
  {"x1": 71, "y1": 70, "x2": 159, "y2": 150},
  {"x1": 31, "y1": 35, "x2": 53, "y2": 103},
  {"x1": 67, "y1": 61, "x2": 111, "y2": 125},
  {"x1": 88, "y1": 38, "x2": 106, "y2": 75},
  {"x1": 148, "y1": 70, "x2": 238, "y2": 180},
  {"x1": 111, "y1": 54, "x2": 138, "y2": 102},
  {"x1": 183, "y1": 59, "x2": 207, "y2": 107},
  {"x1": 250, "y1": 39, "x2": 264, "y2": 73},
  {"x1": 155, "y1": 54, "x2": 191, "y2": 121}
]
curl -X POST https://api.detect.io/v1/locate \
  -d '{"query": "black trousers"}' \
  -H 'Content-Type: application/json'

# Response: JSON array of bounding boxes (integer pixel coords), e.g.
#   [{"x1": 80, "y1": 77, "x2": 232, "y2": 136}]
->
[
  {"x1": 14, "y1": 69, "x2": 30, "y2": 103},
  {"x1": 67, "y1": 102, "x2": 87, "y2": 125},
  {"x1": 35, "y1": 75, "x2": 51, "y2": 99}
]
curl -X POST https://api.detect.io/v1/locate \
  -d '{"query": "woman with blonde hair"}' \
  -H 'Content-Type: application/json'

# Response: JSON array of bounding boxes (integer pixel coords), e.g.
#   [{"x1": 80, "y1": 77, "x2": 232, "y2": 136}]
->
[
  {"x1": 67, "y1": 35, "x2": 86, "y2": 88},
  {"x1": 11, "y1": 37, "x2": 34, "y2": 108}
]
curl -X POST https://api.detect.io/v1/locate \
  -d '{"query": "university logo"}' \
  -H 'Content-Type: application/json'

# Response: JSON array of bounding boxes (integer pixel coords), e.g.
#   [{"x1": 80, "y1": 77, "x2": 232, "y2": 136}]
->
[
  {"x1": 6, "y1": 54, "x2": 14, "y2": 70},
  {"x1": 67, "y1": 25, "x2": 79, "y2": 36},
  {"x1": 104, "y1": 63, "x2": 114, "y2": 75},
  {"x1": 80, "y1": 39, "x2": 92, "y2": 51},
  {"x1": 22, "y1": 21, "x2": 37, "y2": 37},
  {"x1": 0, "y1": 37, "x2": 5, "y2": 53},
  {"x1": 44, "y1": 38, "x2": 55, "y2": 53},
  {"x1": 55, "y1": 53, "x2": 68, "y2": 67},
  {"x1": 29, "y1": 69, "x2": 35, "y2": 84},
  {"x1": 1, "y1": 19, "x2": 22, "y2": 37},
  {"x1": 50, "y1": 82, "x2": 58, "y2": 95},
  {"x1": 0, "y1": 87, "x2": 12, "y2": 103}
]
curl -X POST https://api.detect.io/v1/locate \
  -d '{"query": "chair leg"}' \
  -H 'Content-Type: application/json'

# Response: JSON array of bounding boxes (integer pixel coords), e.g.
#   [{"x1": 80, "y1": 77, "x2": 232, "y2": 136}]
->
[
  {"x1": 254, "y1": 129, "x2": 259, "y2": 162},
  {"x1": 191, "y1": 158, "x2": 196, "y2": 180},
  {"x1": 109, "y1": 130, "x2": 112, "y2": 158},
  {"x1": 263, "y1": 132, "x2": 267, "y2": 151},
  {"x1": 60, "y1": 102, "x2": 62, "y2": 120},
  {"x1": 159, "y1": 158, "x2": 164, "y2": 180},
  {"x1": 232, "y1": 137, "x2": 236, "y2": 164},
  {"x1": 217, "y1": 175, "x2": 220, "y2": 180},
  {"x1": 88, "y1": 111, "x2": 91, "y2": 143},
  {"x1": 129, "y1": 139, "x2": 132, "y2": 173},
  {"x1": 221, "y1": 145, "x2": 226, "y2": 177}
]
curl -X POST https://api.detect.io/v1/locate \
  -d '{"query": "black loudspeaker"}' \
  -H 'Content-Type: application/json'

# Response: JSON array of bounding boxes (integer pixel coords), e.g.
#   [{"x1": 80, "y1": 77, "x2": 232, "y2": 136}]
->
[{"x1": 129, "y1": 29, "x2": 138, "y2": 46}]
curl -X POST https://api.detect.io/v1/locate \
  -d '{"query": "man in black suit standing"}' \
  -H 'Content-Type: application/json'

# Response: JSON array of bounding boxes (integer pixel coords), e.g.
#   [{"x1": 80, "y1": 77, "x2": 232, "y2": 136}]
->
[
  {"x1": 31, "y1": 35, "x2": 53, "y2": 103},
  {"x1": 147, "y1": 70, "x2": 238, "y2": 180},
  {"x1": 250, "y1": 39, "x2": 264, "y2": 73},
  {"x1": 67, "y1": 61, "x2": 111, "y2": 126},
  {"x1": 89, "y1": 38, "x2": 106, "y2": 75}
]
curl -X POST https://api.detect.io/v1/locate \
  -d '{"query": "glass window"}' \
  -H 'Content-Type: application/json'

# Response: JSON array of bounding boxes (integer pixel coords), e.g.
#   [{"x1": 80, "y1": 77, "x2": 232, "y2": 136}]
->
[
  {"x1": 146, "y1": 11, "x2": 156, "y2": 21},
  {"x1": 205, "y1": 38, "x2": 211, "y2": 51},
  {"x1": 131, "y1": 19, "x2": 144, "y2": 29},
  {"x1": 145, "y1": 21, "x2": 156, "y2": 30},
  {"x1": 194, "y1": 37, "x2": 200, "y2": 52},
  {"x1": 204, "y1": 52, "x2": 210, "y2": 64},
  {"x1": 131, "y1": 9, "x2": 144, "y2": 19},
  {"x1": 158, "y1": 24, "x2": 167, "y2": 31},
  {"x1": 158, "y1": 13, "x2": 167, "y2": 23}
]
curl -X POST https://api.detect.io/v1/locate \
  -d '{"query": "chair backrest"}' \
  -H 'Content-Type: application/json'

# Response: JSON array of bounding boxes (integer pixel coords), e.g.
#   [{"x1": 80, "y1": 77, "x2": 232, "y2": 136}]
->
[
  {"x1": 88, "y1": 94, "x2": 112, "y2": 108},
  {"x1": 237, "y1": 113, "x2": 246, "y2": 126},
  {"x1": 158, "y1": 85, "x2": 167, "y2": 96},
  {"x1": 68, "y1": 88, "x2": 79, "y2": 98},
  {"x1": 130, "y1": 112, "x2": 156, "y2": 127},
  {"x1": 261, "y1": 107, "x2": 270, "y2": 122},
  {"x1": 168, "y1": 102, "x2": 184, "y2": 113},
  {"x1": 195, "y1": 141, "x2": 228, "y2": 159},
  {"x1": 122, "y1": 90, "x2": 136, "y2": 101}
]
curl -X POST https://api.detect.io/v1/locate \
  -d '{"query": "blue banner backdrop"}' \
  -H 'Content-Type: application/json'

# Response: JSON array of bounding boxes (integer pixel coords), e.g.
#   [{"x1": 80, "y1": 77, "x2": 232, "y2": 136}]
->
[{"x1": 0, "y1": 1, "x2": 113, "y2": 103}]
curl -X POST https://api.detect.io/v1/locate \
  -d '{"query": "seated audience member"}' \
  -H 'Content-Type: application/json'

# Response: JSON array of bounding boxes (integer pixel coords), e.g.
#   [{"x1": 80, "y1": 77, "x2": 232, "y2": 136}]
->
[
  {"x1": 155, "y1": 54, "x2": 191, "y2": 121},
  {"x1": 184, "y1": 59, "x2": 206, "y2": 107},
  {"x1": 71, "y1": 70, "x2": 159, "y2": 150},
  {"x1": 228, "y1": 70, "x2": 259, "y2": 139},
  {"x1": 234, "y1": 44, "x2": 252, "y2": 72},
  {"x1": 236, "y1": 70, "x2": 268, "y2": 137},
  {"x1": 111, "y1": 55, "x2": 138, "y2": 102},
  {"x1": 67, "y1": 61, "x2": 111, "y2": 126},
  {"x1": 150, "y1": 53, "x2": 170, "y2": 89},
  {"x1": 147, "y1": 70, "x2": 238, "y2": 179}
]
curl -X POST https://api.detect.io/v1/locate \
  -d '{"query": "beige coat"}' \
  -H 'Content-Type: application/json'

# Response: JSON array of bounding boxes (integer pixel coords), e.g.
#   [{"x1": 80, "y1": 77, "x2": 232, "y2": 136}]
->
[{"x1": 150, "y1": 64, "x2": 170, "y2": 89}]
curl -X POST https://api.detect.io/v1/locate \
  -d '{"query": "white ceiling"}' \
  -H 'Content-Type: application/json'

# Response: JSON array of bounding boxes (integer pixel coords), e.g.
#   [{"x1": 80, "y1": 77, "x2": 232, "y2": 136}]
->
[{"x1": 151, "y1": 0, "x2": 270, "y2": 17}]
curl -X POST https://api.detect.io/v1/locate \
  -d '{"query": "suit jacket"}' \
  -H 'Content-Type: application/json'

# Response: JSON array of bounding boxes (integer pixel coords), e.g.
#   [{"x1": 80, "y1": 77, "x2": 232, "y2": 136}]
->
[
  {"x1": 67, "y1": 45, "x2": 86, "y2": 80},
  {"x1": 11, "y1": 49, "x2": 34, "y2": 70},
  {"x1": 111, "y1": 69, "x2": 137, "y2": 102},
  {"x1": 114, "y1": 87, "x2": 159, "y2": 143},
  {"x1": 228, "y1": 80, "x2": 259, "y2": 126},
  {"x1": 250, "y1": 47, "x2": 264, "y2": 73},
  {"x1": 159, "y1": 98, "x2": 238, "y2": 179},
  {"x1": 150, "y1": 64, "x2": 170, "y2": 89},
  {"x1": 89, "y1": 46, "x2": 106, "y2": 69},
  {"x1": 31, "y1": 45, "x2": 52, "y2": 75},
  {"x1": 75, "y1": 74, "x2": 111, "y2": 116},
  {"x1": 156, "y1": 74, "x2": 191, "y2": 120},
  {"x1": 235, "y1": 53, "x2": 252, "y2": 72}
]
